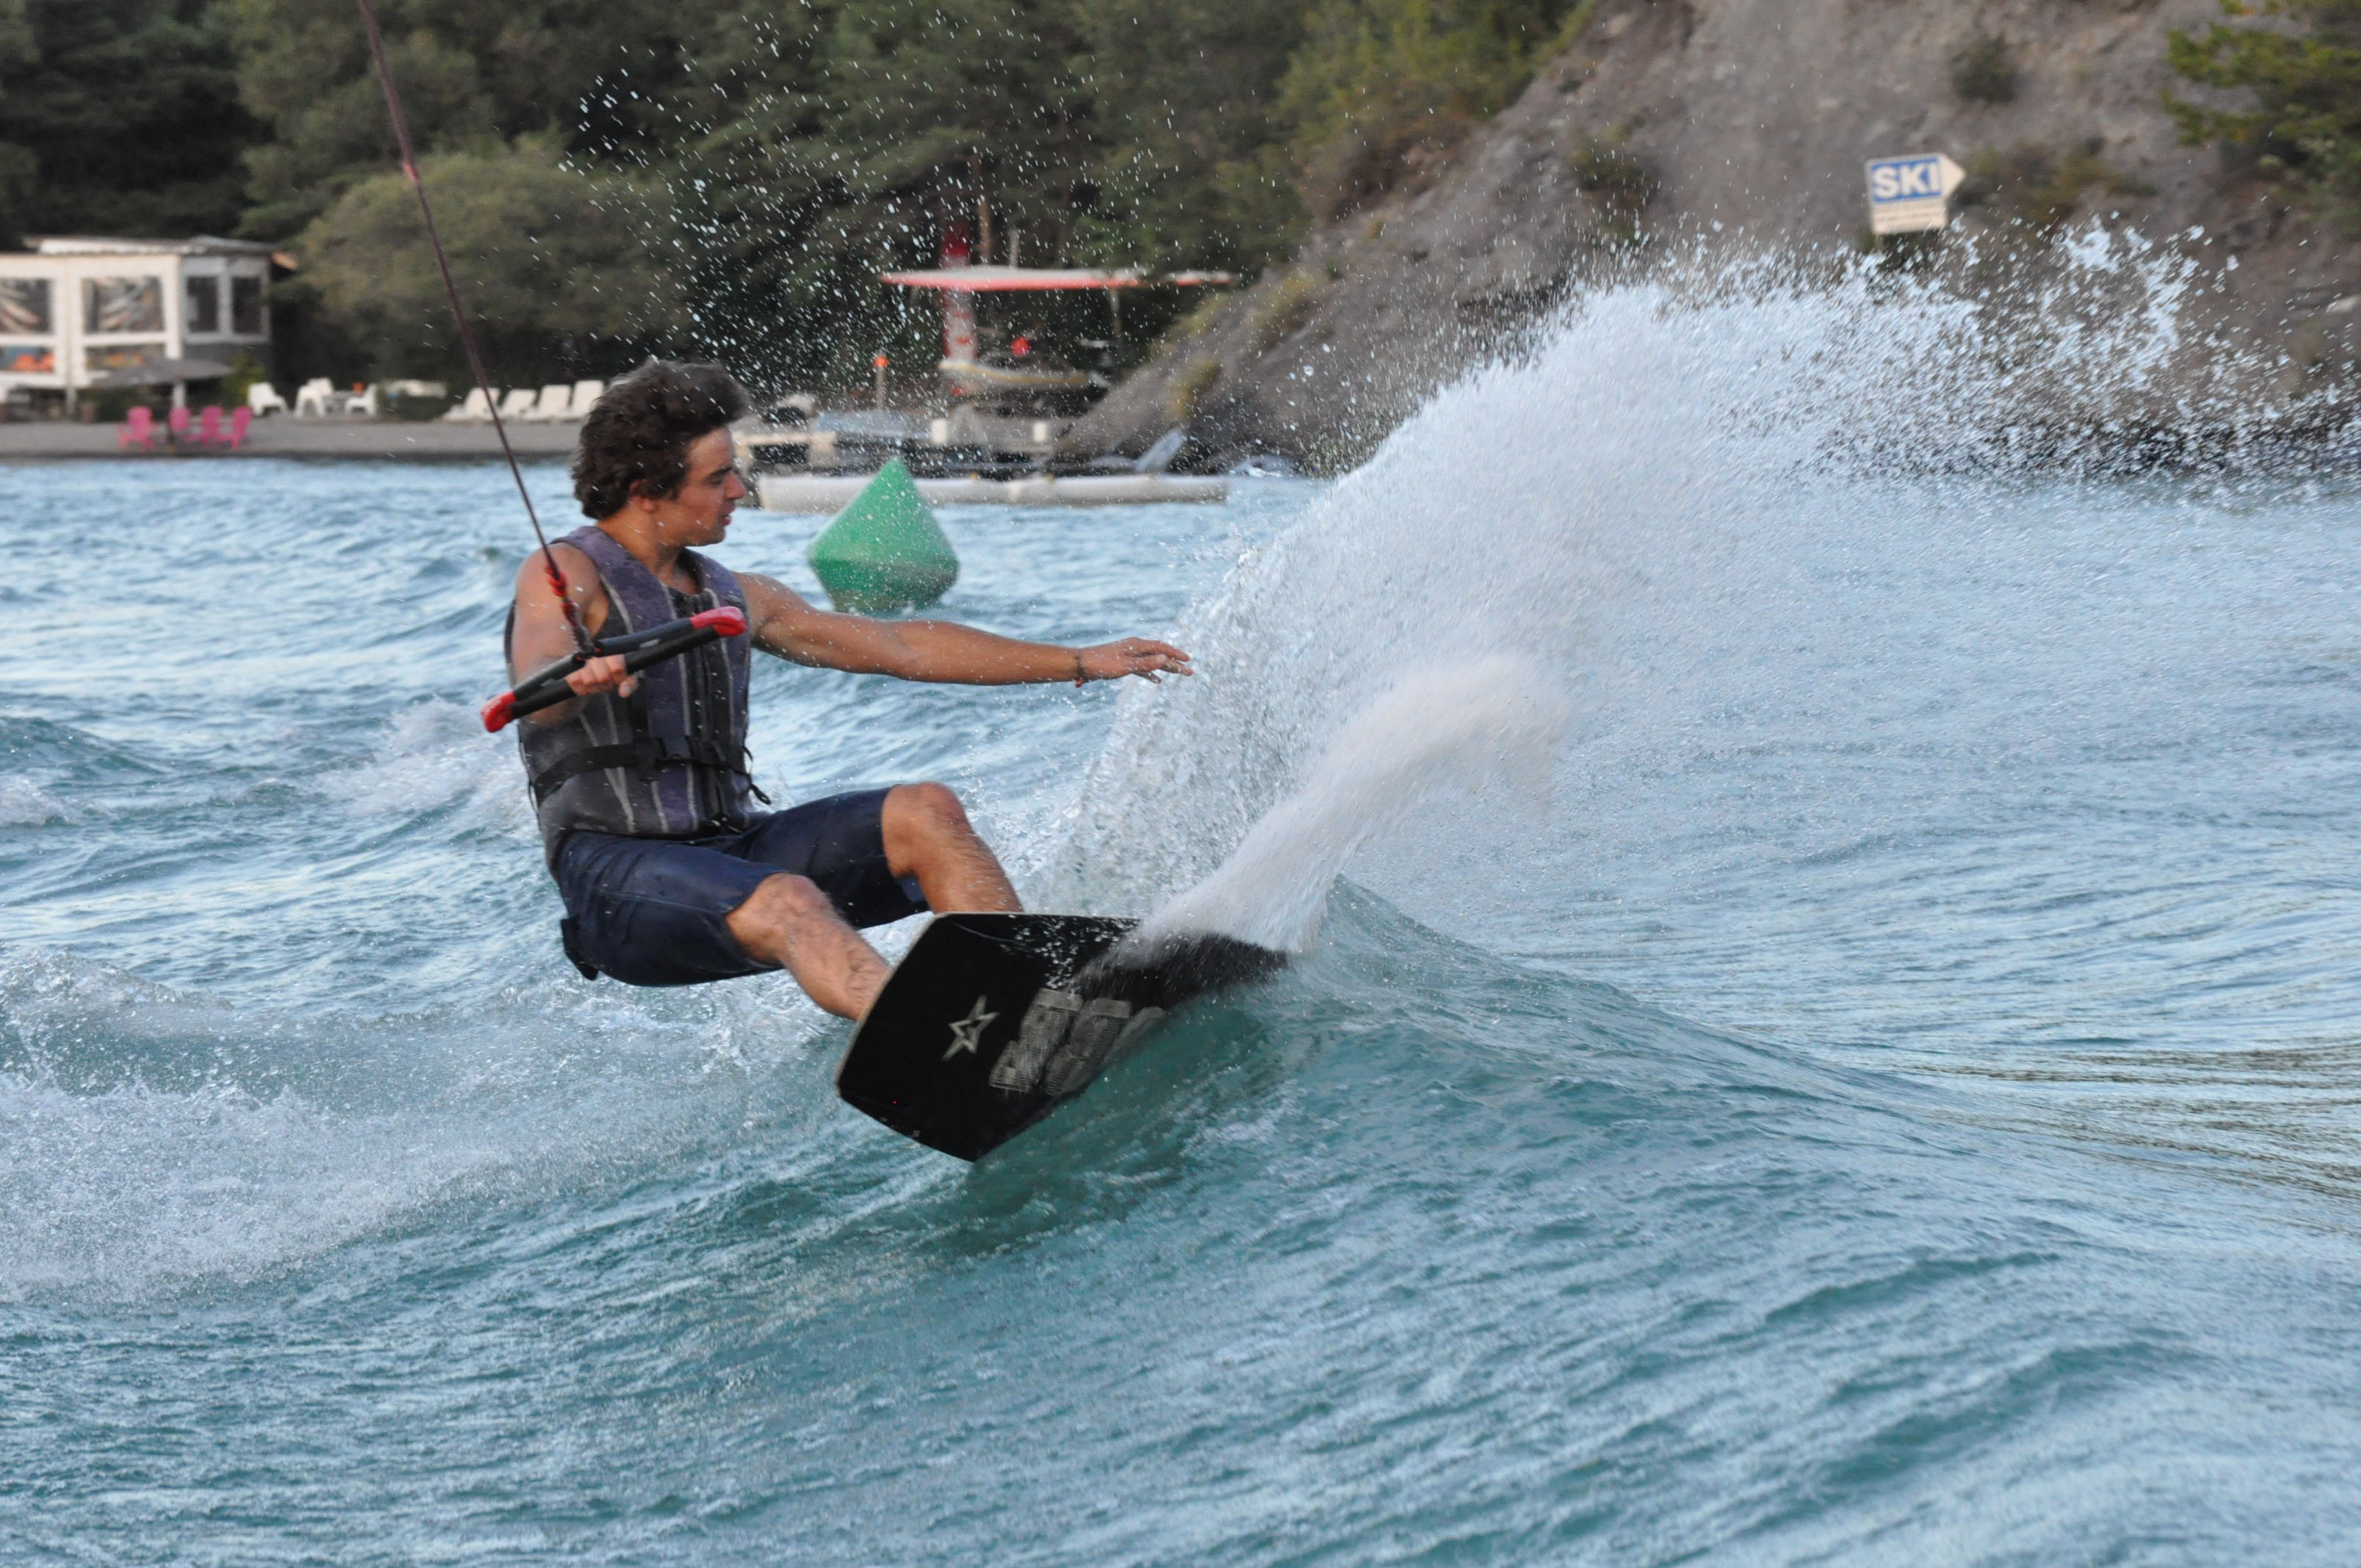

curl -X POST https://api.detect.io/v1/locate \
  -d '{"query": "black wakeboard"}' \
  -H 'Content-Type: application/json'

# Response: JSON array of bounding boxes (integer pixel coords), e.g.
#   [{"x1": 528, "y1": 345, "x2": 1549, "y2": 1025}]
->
[{"x1": 834, "y1": 912, "x2": 1284, "y2": 1161}]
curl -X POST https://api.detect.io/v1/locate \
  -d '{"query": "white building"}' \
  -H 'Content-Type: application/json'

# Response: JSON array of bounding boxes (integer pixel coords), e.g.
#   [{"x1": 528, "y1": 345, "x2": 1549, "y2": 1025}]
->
[{"x1": 0, "y1": 236, "x2": 277, "y2": 410}]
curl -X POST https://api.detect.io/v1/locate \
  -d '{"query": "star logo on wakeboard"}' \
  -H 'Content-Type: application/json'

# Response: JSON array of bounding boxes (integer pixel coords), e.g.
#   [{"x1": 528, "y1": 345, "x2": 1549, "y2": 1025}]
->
[{"x1": 943, "y1": 995, "x2": 998, "y2": 1060}]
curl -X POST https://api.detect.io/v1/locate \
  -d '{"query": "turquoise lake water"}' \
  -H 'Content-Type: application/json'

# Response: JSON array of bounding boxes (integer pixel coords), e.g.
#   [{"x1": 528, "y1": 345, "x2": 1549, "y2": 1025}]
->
[{"x1": 9, "y1": 269, "x2": 2361, "y2": 1563}]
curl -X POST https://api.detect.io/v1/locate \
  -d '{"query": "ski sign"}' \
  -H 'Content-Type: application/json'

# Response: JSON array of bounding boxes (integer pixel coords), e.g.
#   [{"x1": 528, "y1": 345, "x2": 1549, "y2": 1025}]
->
[{"x1": 1865, "y1": 153, "x2": 1965, "y2": 235}]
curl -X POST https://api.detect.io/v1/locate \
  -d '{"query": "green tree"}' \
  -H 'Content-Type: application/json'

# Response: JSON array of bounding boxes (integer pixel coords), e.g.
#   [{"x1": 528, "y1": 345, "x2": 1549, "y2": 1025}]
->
[
  {"x1": 222, "y1": 0, "x2": 733, "y2": 237},
  {"x1": 659, "y1": 0, "x2": 1108, "y2": 388},
  {"x1": 0, "y1": 0, "x2": 29, "y2": 67},
  {"x1": 295, "y1": 140, "x2": 681, "y2": 381},
  {"x1": 0, "y1": 0, "x2": 34, "y2": 227},
  {"x1": 2169, "y1": 0, "x2": 2361, "y2": 224},
  {"x1": 0, "y1": 0, "x2": 261, "y2": 247},
  {"x1": 648, "y1": 0, "x2": 1311, "y2": 388},
  {"x1": 1070, "y1": 0, "x2": 1308, "y2": 275},
  {"x1": 1278, "y1": 0, "x2": 1582, "y2": 217},
  {"x1": 207, "y1": 0, "x2": 1577, "y2": 392}
]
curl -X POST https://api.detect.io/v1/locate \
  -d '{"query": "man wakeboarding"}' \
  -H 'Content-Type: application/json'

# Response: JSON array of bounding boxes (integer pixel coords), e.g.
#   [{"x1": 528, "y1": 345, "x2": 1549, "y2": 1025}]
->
[{"x1": 506, "y1": 360, "x2": 1191, "y2": 1020}]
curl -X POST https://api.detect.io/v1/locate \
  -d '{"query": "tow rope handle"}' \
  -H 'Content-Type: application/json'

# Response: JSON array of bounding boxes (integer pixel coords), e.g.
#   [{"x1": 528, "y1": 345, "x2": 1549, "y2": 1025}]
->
[{"x1": 481, "y1": 606, "x2": 747, "y2": 733}]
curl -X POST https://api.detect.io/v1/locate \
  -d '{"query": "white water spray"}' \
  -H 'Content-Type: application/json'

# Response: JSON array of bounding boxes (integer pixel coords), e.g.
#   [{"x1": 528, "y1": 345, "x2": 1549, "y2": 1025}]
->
[
  {"x1": 1048, "y1": 233, "x2": 2312, "y2": 945},
  {"x1": 1137, "y1": 659, "x2": 1564, "y2": 952}
]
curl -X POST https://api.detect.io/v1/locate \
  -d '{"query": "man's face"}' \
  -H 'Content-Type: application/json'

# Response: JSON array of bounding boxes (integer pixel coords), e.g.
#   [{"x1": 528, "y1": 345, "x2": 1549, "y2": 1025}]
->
[{"x1": 645, "y1": 428, "x2": 747, "y2": 545}]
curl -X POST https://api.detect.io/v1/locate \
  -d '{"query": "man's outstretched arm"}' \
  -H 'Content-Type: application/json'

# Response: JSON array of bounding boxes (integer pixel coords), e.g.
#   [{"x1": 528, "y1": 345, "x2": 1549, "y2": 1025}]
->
[{"x1": 739, "y1": 573, "x2": 1192, "y2": 686}]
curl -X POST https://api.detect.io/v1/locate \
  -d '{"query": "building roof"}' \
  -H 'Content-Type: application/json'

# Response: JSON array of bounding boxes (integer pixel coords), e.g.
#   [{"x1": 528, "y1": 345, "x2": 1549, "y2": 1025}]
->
[{"x1": 21, "y1": 236, "x2": 278, "y2": 258}]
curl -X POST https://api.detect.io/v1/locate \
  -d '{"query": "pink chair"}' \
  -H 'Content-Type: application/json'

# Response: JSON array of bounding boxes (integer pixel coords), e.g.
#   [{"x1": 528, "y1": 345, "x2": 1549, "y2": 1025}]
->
[
  {"x1": 166, "y1": 406, "x2": 192, "y2": 446},
  {"x1": 117, "y1": 407, "x2": 157, "y2": 449},
  {"x1": 198, "y1": 406, "x2": 225, "y2": 447},
  {"x1": 228, "y1": 406, "x2": 252, "y2": 450}
]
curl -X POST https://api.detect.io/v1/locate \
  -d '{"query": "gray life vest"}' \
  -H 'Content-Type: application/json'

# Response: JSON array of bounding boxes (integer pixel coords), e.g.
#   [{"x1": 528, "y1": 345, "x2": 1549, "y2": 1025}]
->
[{"x1": 511, "y1": 525, "x2": 758, "y2": 861}]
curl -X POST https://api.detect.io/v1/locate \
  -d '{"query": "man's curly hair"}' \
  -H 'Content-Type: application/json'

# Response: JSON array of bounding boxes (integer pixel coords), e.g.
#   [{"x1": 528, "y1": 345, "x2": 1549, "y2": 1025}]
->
[{"x1": 572, "y1": 360, "x2": 750, "y2": 519}]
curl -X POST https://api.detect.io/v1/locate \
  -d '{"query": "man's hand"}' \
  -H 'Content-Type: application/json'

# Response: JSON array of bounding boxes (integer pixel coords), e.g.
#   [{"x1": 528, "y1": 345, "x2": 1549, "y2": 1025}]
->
[
  {"x1": 739, "y1": 573, "x2": 1193, "y2": 688},
  {"x1": 1078, "y1": 639, "x2": 1193, "y2": 686},
  {"x1": 566, "y1": 653, "x2": 638, "y2": 701}
]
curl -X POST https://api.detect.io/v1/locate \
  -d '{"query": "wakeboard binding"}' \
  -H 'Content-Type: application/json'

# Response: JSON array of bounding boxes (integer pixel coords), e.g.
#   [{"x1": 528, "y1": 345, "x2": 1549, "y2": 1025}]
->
[{"x1": 835, "y1": 915, "x2": 1284, "y2": 1161}]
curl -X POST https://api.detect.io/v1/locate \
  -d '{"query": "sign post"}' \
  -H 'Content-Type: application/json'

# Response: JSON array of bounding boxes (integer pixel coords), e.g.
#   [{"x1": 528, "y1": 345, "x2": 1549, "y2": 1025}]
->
[{"x1": 1865, "y1": 153, "x2": 1966, "y2": 235}]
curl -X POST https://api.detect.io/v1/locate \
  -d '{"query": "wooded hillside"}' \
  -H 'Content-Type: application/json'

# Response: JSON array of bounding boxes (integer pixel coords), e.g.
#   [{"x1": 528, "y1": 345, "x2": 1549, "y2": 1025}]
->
[
  {"x1": 0, "y1": 0, "x2": 1584, "y2": 388},
  {"x1": 3, "y1": 0, "x2": 2355, "y2": 431},
  {"x1": 1076, "y1": 0, "x2": 2361, "y2": 470}
]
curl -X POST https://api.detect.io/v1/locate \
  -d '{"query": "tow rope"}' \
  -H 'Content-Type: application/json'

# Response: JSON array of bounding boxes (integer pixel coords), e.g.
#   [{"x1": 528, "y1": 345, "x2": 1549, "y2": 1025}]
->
[{"x1": 353, "y1": 0, "x2": 733, "y2": 735}]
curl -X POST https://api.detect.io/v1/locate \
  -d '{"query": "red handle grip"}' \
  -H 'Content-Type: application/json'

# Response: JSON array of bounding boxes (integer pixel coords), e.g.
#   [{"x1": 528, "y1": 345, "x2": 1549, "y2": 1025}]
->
[
  {"x1": 692, "y1": 606, "x2": 748, "y2": 636},
  {"x1": 480, "y1": 605, "x2": 750, "y2": 734}
]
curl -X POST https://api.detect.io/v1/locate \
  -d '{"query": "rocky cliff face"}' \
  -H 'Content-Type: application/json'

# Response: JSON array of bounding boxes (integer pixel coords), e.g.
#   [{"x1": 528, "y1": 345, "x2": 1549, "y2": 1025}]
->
[{"x1": 1074, "y1": 0, "x2": 2357, "y2": 472}]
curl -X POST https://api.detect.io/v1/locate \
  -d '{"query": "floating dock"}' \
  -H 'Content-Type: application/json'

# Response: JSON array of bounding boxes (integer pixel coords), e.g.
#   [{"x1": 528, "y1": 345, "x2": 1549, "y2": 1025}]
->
[{"x1": 757, "y1": 472, "x2": 1226, "y2": 512}]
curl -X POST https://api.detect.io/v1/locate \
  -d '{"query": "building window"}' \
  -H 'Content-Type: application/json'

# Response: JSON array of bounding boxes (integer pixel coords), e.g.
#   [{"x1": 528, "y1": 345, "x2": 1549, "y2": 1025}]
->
[
  {"x1": 0, "y1": 344, "x2": 56, "y2": 374},
  {"x1": 87, "y1": 344, "x2": 164, "y2": 375},
  {"x1": 86, "y1": 277, "x2": 164, "y2": 335},
  {"x1": 0, "y1": 278, "x2": 52, "y2": 334},
  {"x1": 231, "y1": 276, "x2": 264, "y2": 335},
  {"x1": 186, "y1": 275, "x2": 221, "y2": 334}
]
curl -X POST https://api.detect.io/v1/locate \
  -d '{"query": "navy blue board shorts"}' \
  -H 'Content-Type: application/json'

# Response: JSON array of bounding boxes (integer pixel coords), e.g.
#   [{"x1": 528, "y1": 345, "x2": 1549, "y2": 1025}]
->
[{"x1": 554, "y1": 787, "x2": 928, "y2": 987}]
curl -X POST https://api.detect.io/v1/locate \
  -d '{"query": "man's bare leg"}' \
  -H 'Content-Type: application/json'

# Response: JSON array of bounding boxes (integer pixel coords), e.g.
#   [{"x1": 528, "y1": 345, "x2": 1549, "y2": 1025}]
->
[
  {"x1": 725, "y1": 873, "x2": 889, "y2": 1020},
  {"x1": 881, "y1": 782, "x2": 1020, "y2": 913},
  {"x1": 723, "y1": 785, "x2": 1013, "y2": 1020}
]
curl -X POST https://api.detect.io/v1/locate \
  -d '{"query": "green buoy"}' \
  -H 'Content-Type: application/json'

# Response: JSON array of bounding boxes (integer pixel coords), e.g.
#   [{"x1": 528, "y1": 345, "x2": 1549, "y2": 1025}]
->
[{"x1": 806, "y1": 460, "x2": 960, "y2": 614}]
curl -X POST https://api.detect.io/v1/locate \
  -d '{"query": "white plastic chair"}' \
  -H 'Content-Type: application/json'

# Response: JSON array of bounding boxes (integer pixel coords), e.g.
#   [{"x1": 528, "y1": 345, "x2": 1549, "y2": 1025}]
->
[
  {"x1": 293, "y1": 377, "x2": 336, "y2": 418},
  {"x1": 246, "y1": 382, "x2": 289, "y2": 416},
  {"x1": 569, "y1": 380, "x2": 604, "y2": 418},
  {"x1": 347, "y1": 384, "x2": 380, "y2": 418},
  {"x1": 440, "y1": 388, "x2": 494, "y2": 422},
  {"x1": 496, "y1": 388, "x2": 537, "y2": 421},
  {"x1": 523, "y1": 383, "x2": 572, "y2": 422}
]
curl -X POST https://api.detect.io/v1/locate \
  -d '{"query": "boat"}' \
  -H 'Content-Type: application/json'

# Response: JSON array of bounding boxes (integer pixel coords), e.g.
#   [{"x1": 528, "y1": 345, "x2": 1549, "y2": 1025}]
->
[
  {"x1": 878, "y1": 231, "x2": 1230, "y2": 415},
  {"x1": 740, "y1": 225, "x2": 1238, "y2": 509},
  {"x1": 755, "y1": 471, "x2": 1228, "y2": 512}
]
